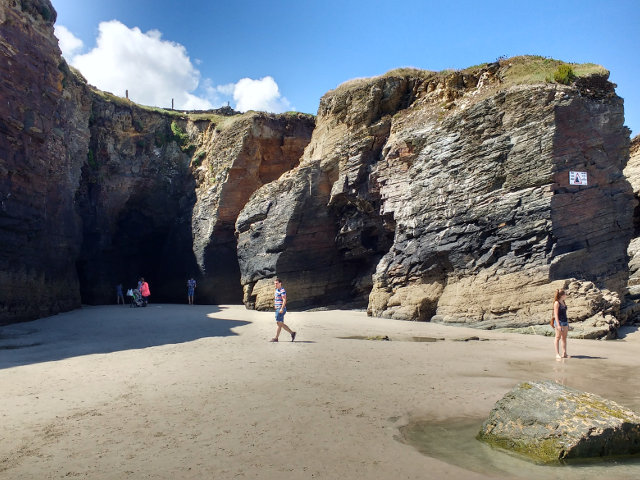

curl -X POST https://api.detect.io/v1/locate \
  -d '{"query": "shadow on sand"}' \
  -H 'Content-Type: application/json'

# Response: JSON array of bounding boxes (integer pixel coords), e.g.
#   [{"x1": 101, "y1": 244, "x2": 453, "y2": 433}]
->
[
  {"x1": 616, "y1": 325, "x2": 639, "y2": 340},
  {"x1": 0, "y1": 304, "x2": 249, "y2": 369}
]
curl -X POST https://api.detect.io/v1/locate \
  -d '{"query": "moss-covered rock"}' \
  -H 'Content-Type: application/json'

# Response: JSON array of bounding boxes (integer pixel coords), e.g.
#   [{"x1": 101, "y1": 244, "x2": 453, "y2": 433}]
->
[{"x1": 477, "y1": 380, "x2": 640, "y2": 463}]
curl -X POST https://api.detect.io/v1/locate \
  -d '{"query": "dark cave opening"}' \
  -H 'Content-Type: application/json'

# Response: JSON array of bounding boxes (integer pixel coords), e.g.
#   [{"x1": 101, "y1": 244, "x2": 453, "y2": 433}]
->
[{"x1": 75, "y1": 182, "x2": 202, "y2": 305}]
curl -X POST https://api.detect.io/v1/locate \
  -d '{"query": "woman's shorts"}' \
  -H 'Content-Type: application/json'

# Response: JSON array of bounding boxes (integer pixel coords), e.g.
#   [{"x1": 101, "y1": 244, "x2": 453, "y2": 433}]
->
[{"x1": 275, "y1": 307, "x2": 287, "y2": 322}]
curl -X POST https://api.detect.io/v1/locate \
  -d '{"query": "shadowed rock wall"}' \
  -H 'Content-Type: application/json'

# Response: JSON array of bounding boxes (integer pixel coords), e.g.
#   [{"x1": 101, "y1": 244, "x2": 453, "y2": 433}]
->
[
  {"x1": 73, "y1": 96, "x2": 198, "y2": 304},
  {"x1": 0, "y1": 1, "x2": 314, "y2": 321},
  {"x1": 0, "y1": 0, "x2": 89, "y2": 323},
  {"x1": 624, "y1": 135, "x2": 640, "y2": 314}
]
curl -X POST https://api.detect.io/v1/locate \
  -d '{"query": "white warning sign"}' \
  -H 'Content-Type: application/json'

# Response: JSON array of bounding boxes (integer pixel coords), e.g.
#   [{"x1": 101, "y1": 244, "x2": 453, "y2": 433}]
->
[{"x1": 569, "y1": 171, "x2": 588, "y2": 186}]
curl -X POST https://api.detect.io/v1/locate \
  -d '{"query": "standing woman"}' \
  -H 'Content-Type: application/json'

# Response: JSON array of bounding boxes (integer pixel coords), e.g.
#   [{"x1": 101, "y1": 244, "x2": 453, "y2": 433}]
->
[
  {"x1": 139, "y1": 277, "x2": 151, "y2": 306},
  {"x1": 553, "y1": 289, "x2": 569, "y2": 359}
]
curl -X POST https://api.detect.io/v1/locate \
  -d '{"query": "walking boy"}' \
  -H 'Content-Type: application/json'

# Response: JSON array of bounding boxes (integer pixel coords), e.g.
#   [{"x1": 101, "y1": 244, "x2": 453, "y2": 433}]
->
[{"x1": 271, "y1": 278, "x2": 296, "y2": 342}]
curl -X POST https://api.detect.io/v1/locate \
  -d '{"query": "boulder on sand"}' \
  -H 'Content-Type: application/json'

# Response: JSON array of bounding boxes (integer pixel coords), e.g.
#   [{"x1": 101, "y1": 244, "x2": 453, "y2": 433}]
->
[{"x1": 477, "y1": 380, "x2": 640, "y2": 463}]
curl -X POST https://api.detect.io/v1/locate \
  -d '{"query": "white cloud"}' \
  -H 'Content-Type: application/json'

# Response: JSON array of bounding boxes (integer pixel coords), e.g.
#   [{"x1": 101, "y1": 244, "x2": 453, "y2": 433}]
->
[
  {"x1": 233, "y1": 76, "x2": 291, "y2": 113},
  {"x1": 55, "y1": 25, "x2": 84, "y2": 59},
  {"x1": 69, "y1": 20, "x2": 212, "y2": 110},
  {"x1": 54, "y1": 21, "x2": 292, "y2": 114}
]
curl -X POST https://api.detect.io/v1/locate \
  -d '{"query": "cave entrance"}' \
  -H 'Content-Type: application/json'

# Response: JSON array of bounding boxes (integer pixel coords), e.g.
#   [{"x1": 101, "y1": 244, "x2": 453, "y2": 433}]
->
[{"x1": 76, "y1": 187, "x2": 200, "y2": 305}]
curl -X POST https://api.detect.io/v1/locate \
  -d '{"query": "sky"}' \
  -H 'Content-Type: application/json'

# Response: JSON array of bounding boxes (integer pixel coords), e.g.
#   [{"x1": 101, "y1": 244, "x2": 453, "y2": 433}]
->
[{"x1": 51, "y1": 0, "x2": 639, "y2": 137}]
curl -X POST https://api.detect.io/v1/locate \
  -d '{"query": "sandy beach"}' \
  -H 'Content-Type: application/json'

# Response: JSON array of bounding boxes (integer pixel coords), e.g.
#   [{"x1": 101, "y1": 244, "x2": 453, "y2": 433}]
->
[{"x1": 1, "y1": 304, "x2": 639, "y2": 479}]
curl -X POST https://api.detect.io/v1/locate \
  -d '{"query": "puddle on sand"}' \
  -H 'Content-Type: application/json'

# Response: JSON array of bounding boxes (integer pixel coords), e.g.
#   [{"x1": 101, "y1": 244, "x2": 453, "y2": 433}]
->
[
  {"x1": 399, "y1": 418, "x2": 640, "y2": 480},
  {"x1": 338, "y1": 336, "x2": 443, "y2": 342}
]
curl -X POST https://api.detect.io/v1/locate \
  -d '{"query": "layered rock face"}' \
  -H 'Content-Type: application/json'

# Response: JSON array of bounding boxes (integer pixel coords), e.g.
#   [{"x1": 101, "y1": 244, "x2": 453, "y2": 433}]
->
[
  {"x1": 0, "y1": 1, "x2": 314, "y2": 320},
  {"x1": 1, "y1": 1, "x2": 634, "y2": 336},
  {"x1": 191, "y1": 113, "x2": 314, "y2": 303},
  {"x1": 236, "y1": 75, "x2": 402, "y2": 309},
  {"x1": 624, "y1": 135, "x2": 640, "y2": 300},
  {"x1": 236, "y1": 60, "x2": 633, "y2": 337},
  {"x1": 73, "y1": 95, "x2": 197, "y2": 304},
  {"x1": 0, "y1": 0, "x2": 89, "y2": 323},
  {"x1": 372, "y1": 71, "x2": 632, "y2": 338}
]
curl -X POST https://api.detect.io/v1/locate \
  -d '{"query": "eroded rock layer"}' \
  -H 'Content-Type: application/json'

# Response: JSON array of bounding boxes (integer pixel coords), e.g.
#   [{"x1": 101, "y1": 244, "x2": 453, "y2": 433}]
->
[{"x1": 236, "y1": 60, "x2": 634, "y2": 337}]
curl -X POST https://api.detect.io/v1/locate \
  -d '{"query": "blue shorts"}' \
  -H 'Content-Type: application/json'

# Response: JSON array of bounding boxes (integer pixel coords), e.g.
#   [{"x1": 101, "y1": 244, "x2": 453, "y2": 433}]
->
[
  {"x1": 188, "y1": 288, "x2": 194, "y2": 296},
  {"x1": 275, "y1": 307, "x2": 287, "y2": 322},
  {"x1": 555, "y1": 321, "x2": 568, "y2": 328}
]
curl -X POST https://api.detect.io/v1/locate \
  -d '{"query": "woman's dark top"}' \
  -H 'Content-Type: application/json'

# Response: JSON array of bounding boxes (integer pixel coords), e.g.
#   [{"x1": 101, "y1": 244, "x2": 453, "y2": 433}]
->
[{"x1": 557, "y1": 302, "x2": 568, "y2": 326}]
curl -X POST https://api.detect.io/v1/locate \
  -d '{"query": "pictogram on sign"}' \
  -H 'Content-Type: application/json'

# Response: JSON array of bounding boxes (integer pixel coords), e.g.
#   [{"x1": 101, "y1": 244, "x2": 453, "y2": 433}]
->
[{"x1": 569, "y1": 171, "x2": 588, "y2": 186}]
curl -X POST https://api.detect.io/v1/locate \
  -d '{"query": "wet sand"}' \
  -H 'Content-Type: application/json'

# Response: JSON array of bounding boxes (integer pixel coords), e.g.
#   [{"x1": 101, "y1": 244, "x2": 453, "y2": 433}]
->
[{"x1": 1, "y1": 304, "x2": 639, "y2": 479}]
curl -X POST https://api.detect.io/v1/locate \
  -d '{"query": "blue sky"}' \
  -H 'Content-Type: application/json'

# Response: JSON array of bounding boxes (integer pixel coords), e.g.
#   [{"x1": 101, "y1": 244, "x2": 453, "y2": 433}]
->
[{"x1": 52, "y1": 0, "x2": 639, "y2": 137}]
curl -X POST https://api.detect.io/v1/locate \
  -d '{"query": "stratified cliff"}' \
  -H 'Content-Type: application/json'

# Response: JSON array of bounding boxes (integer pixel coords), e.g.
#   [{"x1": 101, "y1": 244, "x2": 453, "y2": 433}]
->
[
  {"x1": 1, "y1": 0, "x2": 89, "y2": 322},
  {"x1": 191, "y1": 112, "x2": 314, "y2": 303},
  {"x1": 0, "y1": 1, "x2": 314, "y2": 321},
  {"x1": 236, "y1": 58, "x2": 634, "y2": 338},
  {"x1": 625, "y1": 135, "x2": 640, "y2": 301},
  {"x1": 1, "y1": 2, "x2": 635, "y2": 337},
  {"x1": 64, "y1": 99, "x2": 312, "y2": 305},
  {"x1": 73, "y1": 93, "x2": 197, "y2": 304}
]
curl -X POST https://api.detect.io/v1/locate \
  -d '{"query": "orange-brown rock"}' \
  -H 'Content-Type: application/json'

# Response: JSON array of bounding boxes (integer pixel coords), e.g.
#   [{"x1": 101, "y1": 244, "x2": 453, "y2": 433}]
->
[{"x1": 191, "y1": 112, "x2": 315, "y2": 302}]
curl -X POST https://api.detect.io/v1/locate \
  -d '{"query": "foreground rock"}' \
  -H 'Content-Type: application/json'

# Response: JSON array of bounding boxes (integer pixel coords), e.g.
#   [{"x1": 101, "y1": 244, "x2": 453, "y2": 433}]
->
[{"x1": 477, "y1": 380, "x2": 640, "y2": 463}]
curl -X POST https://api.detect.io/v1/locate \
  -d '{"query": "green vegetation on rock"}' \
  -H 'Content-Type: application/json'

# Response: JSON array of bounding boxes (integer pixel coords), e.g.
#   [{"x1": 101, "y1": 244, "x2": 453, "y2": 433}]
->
[
  {"x1": 499, "y1": 56, "x2": 607, "y2": 86},
  {"x1": 476, "y1": 432, "x2": 565, "y2": 464},
  {"x1": 192, "y1": 150, "x2": 206, "y2": 167},
  {"x1": 170, "y1": 121, "x2": 196, "y2": 154},
  {"x1": 553, "y1": 64, "x2": 576, "y2": 85}
]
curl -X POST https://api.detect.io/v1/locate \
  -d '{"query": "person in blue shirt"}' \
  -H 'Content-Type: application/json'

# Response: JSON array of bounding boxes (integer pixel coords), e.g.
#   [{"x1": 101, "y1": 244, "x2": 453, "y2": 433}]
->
[
  {"x1": 271, "y1": 278, "x2": 296, "y2": 342},
  {"x1": 116, "y1": 283, "x2": 125, "y2": 305},
  {"x1": 187, "y1": 277, "x2": 196, "y2": 305}
]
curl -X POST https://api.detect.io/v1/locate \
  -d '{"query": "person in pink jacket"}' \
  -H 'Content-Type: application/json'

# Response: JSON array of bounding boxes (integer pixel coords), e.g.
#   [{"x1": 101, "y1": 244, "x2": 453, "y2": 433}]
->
[{"x1": 139, "y1": 277, "x2": 151, "y2": 305}]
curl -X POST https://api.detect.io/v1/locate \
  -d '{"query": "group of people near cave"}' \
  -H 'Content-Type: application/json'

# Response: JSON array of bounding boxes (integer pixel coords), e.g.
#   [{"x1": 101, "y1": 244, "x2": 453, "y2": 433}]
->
[{"x1": 116, "y1": 277, "x2": 153, "y2": 306}]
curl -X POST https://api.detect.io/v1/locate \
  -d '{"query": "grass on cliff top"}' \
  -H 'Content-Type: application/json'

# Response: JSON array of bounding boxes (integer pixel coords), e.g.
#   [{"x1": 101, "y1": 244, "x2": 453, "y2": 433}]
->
[
  {"x1": 496, "y1": 55, "x2": 608, "y2": 86},
  {"x1": 91, "y1": 88, "x2": 187, "y2": 118},
  {"x1": 88, "y1": 87, "x2": 315, "y2": 131},
  {"x1": 188, "y1": 110, "x2": 315, "y2": 131},
  {"x1": 330, "y1": 55, "x2": 609, "y2": 96}
]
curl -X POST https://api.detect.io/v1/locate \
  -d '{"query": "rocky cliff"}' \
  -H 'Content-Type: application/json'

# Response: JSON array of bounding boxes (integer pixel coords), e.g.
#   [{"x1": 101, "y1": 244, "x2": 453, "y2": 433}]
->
[
  {"x1": 236, "y1": 58, "x2": 634, "y2": 338},
  {"x1": 191, "y1": 112, "x2": 314, "y2": 303},
  {"x1": 1, "y1": 2, "x2": 636, "y2": 338},
  {"x1": 0, "y1": 1, "x2": 314, "y2": 321},
  {"x1": 73, "y1": 93, "x2": 197, "y2": 304},
  {"x1": 624, "y1": 135, "x2": 640, "y2": 300},
  {"x1": 1, "y1": 0, "x2": 89, "y2": 322}
]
